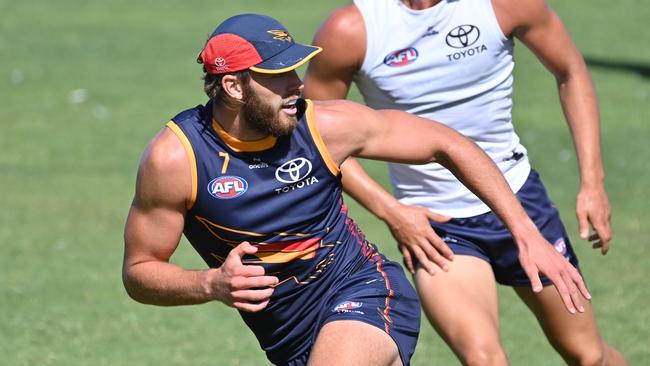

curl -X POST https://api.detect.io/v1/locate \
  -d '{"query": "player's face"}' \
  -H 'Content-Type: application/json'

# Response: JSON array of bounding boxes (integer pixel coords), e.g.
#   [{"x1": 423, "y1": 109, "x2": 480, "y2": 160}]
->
[{"x1": 242, "y1": 70, "x2": 303, "y2": 136}]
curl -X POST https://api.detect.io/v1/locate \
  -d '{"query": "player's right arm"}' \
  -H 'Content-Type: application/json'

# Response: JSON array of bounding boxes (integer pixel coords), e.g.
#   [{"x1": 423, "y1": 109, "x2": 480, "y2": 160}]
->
[
  {"x1": 304, "y1": 5, "x2": 454, "y2": 274},
  {"x1": 122, "y1": 127, "x2": 278, "y2": 312}
]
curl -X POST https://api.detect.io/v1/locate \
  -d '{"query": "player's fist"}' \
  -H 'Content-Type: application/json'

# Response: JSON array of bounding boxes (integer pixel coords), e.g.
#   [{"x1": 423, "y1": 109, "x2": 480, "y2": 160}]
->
[{"x1": 205, "y1": 242, "x2": 279, "y2": 312}]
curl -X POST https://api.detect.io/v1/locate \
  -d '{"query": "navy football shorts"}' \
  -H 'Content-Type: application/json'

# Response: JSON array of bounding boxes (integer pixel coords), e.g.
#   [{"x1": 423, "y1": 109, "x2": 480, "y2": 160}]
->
[
  {"x1": 430, "y1": 169, "x2": 580, "y2": 287},
  {"x1": 285, "y1": 256, "x2": 420, "y2": 366}
]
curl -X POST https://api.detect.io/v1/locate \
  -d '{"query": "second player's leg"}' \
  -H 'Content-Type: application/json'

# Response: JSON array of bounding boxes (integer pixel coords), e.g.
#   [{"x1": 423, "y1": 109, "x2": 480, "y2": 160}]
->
[
  {"x1": 415, "y1": 255, "x2": 508, "y2": 366},
  {"x1": 515, "y1": 287, "x2": 628, "y2": 366}
]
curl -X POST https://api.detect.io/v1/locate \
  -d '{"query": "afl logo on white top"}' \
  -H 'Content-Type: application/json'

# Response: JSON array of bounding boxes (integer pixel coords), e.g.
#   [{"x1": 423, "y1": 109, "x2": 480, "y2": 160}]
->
[
  {"x1": 275, "y1": 158, "x2": 312, "y2": 183},
  {"x1": 445, "y1": 25, "x2": 480, "y2": 48},
  {"x1": 383, "y1": 47, "x2": 419, "y2": 67}
]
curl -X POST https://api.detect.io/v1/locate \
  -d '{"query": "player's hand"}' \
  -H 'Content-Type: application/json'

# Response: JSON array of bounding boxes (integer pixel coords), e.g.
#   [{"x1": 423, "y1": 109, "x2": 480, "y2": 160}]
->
[
  {"x1": 517, "y1": 234, "x2": 591, "y2": 314},
  {"x1": 384, "y1": 202, "x2": 453, "y2": 275},
  {"x1": 207, "y1": 241, "x2": 279, "y2": 312},
  {"x1": 576, "y1": 185, "x2": 612, "y2": 254}
]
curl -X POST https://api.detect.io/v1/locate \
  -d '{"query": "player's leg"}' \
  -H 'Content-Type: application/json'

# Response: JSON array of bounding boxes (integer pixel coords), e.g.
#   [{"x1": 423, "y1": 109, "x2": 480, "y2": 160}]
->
[
  {"x1": 415, "y1": 255, "x2": 508, "y2": 366},
  {"x1": 309, "y1": 254, "x2": 420, "y2": 366},
  {"x1": 309, "y1": 320, "x2": 402, "y2": 366},
  {"x1": 508, "y1": 170, "x2": 627, "y2": 365},
  {"x1": 515, "y1": 287, "x2": 628, "y2": 366}
]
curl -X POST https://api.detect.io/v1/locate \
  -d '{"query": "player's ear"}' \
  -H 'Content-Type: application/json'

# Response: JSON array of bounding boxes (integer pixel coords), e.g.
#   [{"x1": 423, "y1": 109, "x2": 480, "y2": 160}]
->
[{"x1": 222, "y1": 74, "x2": 244, "y2": 102}]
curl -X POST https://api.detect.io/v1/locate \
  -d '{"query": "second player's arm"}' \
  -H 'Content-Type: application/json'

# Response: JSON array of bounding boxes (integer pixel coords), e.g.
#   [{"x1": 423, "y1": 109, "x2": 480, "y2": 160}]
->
[{"x1": 495, "y1": 0, "x2": 611, "y2": 253}]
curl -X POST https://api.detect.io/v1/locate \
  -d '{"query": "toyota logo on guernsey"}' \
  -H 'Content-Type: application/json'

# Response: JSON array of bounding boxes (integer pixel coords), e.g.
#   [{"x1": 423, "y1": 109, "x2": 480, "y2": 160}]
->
[
  {"x1": 275, "y1": 158, "x2": 312, "y2": 183},
  {"x1": 383, "y1": 47, "x2": 419, "y2": 67},
  {"x1": 275, "y1": 157, "x2": 319, "y2": 194},
  {"x1": 445, "y1": 25, "x2": 480, "y2": 48},
  {"x1": 208, "y1": 176, "x2": 248, "y2": 199}
]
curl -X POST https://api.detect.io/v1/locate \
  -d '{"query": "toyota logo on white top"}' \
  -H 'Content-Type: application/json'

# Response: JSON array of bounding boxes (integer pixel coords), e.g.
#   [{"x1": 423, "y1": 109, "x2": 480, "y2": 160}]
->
[
  {"x1": 445, "y1": 25, "x2": 480, "y2": 49},
  {"x1": 275, "y1": 158, "x2": 313, "y2": 183}
]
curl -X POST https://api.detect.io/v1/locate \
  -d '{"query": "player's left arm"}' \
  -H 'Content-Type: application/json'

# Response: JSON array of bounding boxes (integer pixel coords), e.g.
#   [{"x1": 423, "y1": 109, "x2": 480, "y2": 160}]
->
[
  {"x1": 314, "y1": 100, "x2": 590, "y2": 313},
  {"x1": 495, "y1": 0, "x2": 611, "y2": 253}
]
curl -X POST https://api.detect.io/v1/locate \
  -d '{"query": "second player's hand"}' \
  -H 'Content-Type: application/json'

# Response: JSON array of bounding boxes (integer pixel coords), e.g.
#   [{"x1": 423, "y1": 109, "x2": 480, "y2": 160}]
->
[
  {"x1": 384, "y1": 202, "x2": 453, "y2": 274},
  {"x1": 576, "y1": 185, "x2": 612, "y2": 254},
  {"x1": 517, "y1": 235, "x2": 591, "y2": 314},
  {"x1": 206, "y1": 241, "x2": 279, "y2": 312}
]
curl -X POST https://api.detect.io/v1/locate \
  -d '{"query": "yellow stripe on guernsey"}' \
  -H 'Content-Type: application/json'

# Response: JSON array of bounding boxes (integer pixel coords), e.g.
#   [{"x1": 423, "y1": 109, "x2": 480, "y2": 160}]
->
[
  {"x1": 196, "y1": 216, "x2": 311, "y2": 239},
  {"x1": 211, "y1": 119, "x2": 277, "y2": 152},
  {"x1": 251, "y1": 247, "x2": 318, "y2": 264},
  {"x1": 304, "y1": 99, "x2": 340, "y2": 176},
  {"x1": 166, "y1": 121, "x2": 198, "y2": 210}
]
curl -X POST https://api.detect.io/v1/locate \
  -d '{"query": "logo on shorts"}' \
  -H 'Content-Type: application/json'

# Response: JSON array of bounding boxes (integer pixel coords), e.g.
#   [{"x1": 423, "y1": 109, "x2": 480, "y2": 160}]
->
[
  {"x1": 383, "y1": 47, "x2": 419, "y2": 67},
  {"x1": 208, "y1": 176, "x2": 248, "y2": 199},
  {"x1": 333, "y1": 301, "x2": 364, "y2": 314},
  {"x1": 553, "y1": 238, "x2": 567, "y2": 255}
]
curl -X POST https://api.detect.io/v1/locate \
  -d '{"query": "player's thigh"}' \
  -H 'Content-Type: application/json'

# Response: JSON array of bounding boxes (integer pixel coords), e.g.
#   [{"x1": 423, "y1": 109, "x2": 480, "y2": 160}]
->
[
  {"x1": 308, "y1": 320, "x2": 401, "y2": 366},
  {"x1": 415, "y1": 255, "x2": 501, "y2": 350},
  {"x1": 514, "y1": 286, "x2": 604, "y2": 354}
]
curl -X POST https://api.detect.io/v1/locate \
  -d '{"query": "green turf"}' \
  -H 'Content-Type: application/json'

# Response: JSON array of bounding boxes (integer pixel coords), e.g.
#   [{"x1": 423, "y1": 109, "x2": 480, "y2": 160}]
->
[{"x1": 1, "y1": 0, "x2": 648, "y2": 364}]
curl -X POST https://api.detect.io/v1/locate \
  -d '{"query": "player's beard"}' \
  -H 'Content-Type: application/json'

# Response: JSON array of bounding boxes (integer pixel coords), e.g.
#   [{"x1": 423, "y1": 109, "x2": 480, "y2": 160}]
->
[{"x1": 242, "y1": 84, "x2": 299, "y2": 137}]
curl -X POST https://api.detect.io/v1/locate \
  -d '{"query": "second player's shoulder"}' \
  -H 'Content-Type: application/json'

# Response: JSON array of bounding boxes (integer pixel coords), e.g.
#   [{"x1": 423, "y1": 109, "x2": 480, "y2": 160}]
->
[
  {"x1": 312, "y1": 4, "x2": 366, "y2": 63},
  {"x1": 315, "y1": 4, "x2": 365, "y2": 40},
  {"x1": 491, "y1": 0, "x2": 554, "y2": 36}
]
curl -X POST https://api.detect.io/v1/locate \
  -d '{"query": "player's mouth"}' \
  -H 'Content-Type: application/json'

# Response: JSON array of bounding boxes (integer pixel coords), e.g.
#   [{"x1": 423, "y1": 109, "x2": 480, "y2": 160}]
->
[{"x1": 281, "y1": 98, "x2": 298, "y2": 116}]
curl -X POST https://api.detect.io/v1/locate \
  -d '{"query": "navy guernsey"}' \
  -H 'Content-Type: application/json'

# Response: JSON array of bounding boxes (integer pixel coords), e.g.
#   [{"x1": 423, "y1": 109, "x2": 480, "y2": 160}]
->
[{"x1": 166, "y1": 99, "x2": 413, "y2": 364}]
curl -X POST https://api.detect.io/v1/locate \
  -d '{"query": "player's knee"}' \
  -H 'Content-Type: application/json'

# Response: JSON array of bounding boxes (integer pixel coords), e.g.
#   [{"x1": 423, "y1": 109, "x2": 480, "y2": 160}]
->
[
  {"x1": 461, "y1": 343, "x2": 508, "y2": 366},
  {"x1": 562, "y1": 342, "x2": 606, "y2": 366}
]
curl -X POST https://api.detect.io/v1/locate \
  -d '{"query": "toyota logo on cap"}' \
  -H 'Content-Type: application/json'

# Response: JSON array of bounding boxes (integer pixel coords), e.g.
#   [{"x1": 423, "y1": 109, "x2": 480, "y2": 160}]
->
[
  {"x1": 445, "y1": 25, "x2": 480, "y2": 48},
  {"x1": 275, "y1": 158, "x2": 312, "y2": 183}
]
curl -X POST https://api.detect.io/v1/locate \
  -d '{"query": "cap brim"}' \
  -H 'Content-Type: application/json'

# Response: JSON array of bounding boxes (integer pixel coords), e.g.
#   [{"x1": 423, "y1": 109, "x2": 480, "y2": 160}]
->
[{"x1": 249, "y1": 44, "x2": 322, "y2": 74}]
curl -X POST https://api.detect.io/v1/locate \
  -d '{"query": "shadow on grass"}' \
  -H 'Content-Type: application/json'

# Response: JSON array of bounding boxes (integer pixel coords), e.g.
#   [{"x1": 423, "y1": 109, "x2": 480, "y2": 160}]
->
[{"x1": 585, "y1": 56, "x2": 650, "y2": 78}]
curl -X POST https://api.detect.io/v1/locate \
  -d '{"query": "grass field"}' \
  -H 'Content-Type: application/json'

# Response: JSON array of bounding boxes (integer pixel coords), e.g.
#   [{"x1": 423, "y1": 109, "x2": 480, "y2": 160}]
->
[{"x1": 1, "y1": 0, "x2": 648, "y2": 365}]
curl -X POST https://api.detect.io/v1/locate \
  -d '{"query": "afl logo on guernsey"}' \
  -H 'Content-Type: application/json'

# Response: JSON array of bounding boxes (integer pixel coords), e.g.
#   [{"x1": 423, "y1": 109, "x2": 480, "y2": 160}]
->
[
  {"x1": 383, "y1": 47, "x2": 418, "y2": 67},
  {"x1": 275, "y1": 158, "x2": 312, "y2": 184},
  {"x1": 208, "y1": 176, "x2": 248, "y2": 199}
]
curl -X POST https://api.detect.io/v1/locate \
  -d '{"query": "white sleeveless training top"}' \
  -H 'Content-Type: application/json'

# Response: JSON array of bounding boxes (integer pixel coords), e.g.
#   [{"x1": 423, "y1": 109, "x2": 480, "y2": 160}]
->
[{"x1": 353, "y1": 0, "x2": 531, "y2": 217}]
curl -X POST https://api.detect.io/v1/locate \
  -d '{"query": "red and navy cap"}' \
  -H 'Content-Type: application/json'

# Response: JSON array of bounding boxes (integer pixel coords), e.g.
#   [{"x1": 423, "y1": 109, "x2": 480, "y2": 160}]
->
[{"x1": 198, "y1": 14, "x2": 322, "y2": 75}]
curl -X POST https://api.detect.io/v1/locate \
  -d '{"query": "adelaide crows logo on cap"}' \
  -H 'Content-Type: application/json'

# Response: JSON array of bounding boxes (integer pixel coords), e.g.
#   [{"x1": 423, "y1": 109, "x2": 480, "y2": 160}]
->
[
  {"x1": 267, "y1": 30, "x2": 293, "y2": 42},
  {"x1": 208, "y1": 176, "x2": 248, "y2": 199}
]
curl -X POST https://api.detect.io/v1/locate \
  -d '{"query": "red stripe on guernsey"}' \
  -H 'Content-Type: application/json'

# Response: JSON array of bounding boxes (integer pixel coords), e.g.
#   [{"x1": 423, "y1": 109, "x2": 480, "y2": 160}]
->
[
  {"x1": 258, "y1": 237, "x2": 321, "y2": 252},
  {"x1": 374, "y1": 257, "x2": 395, "y2": 333},
  {"x1": 247, "y1": 237, "x2": 322, "y2": 264}
]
